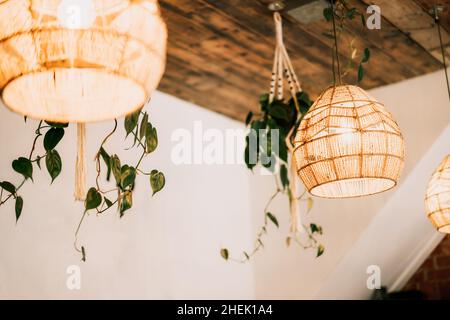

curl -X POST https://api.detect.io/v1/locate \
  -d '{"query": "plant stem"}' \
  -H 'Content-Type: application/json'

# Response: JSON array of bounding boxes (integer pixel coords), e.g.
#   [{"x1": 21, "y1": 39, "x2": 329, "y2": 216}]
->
[
  {"x1": 135, "y1": 150, "x2": 146, "y2": 169},
  {"x1": 95, "y1": 120, "x2": 118, "y2": 191},
  {"x1": 0, "y1": 121, "x2": 44, "y2": 207},
  {"x1": 75, "y1": 210, "x2": 87, "y2": 238},
  {"x1": 436, "y1": 14, "x2": 450, "y2": 101}
]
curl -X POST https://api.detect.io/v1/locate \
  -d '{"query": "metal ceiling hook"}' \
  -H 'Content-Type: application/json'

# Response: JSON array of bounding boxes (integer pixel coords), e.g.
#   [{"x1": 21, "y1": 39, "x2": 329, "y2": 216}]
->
[{"x1": 268, "y1": 1, "x2": 286, "y2": 12}]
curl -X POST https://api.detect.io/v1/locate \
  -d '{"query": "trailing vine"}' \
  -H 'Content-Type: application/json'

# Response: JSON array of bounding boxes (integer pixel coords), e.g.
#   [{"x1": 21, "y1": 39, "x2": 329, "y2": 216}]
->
[
  {"x1": 221, "y1": 92, "x2": 324, "y2": 263},
  {"x1": 0, "y1": 107, "x2": 165, "y2": 262},
  {"x1": 323, "y1": 0, "x2": 371, "y2": 84},
  {"x1": 220, "y1": 0, "x2": 373, "y2": 263}
]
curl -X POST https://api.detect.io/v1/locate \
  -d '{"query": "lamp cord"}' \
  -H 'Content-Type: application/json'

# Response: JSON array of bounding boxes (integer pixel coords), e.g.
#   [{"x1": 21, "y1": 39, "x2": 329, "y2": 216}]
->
[
  {"x1": 435, "y1": 10, "x2": 450, "y2": 101},
  {"x1": 330, "y1": 1, "x2": 342, "y2": 85}
]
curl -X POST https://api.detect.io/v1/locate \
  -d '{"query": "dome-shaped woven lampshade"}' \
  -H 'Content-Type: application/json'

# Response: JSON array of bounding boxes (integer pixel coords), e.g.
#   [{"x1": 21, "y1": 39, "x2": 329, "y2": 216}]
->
[
  {"x1": 293, "y1": 85, "x2": 405, "y2": 198},
  {"x1": 0, "y1": 0, "x2": 166, "y2": 122},
  {"x1": 425, "y1": 155, "x2": 450, "y2": 233}
]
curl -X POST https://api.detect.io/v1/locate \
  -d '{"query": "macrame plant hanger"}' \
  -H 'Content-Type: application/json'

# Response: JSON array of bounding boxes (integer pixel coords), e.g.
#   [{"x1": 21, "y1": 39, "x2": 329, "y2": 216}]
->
[
  {"x1": 74, "y1": 123, "x2": 86, "y2": 201},
  {"x1": 268, "y1": 6, "x2": 304, "y2": 235}
]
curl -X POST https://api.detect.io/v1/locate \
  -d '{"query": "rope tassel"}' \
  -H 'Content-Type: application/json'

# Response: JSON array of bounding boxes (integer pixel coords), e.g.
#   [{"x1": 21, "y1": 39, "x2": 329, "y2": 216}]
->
[{"x1": 74, "y1": 123, "x2": 86, "y2": 201}]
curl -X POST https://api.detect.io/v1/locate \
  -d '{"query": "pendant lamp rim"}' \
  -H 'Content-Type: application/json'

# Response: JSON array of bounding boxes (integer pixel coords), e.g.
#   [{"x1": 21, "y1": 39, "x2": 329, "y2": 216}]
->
[
  {"x1": 428, "y1": 210, "x2": 450, "y2": 219},
  {"x1": 424, "y1": 154, "x2": 450, "y2": 234},
  {"x1": 0, "y1": 0, "x2": 167, "y2": 123},
  {"x1": 309, "y1": 176, "x2": 397, "y2": 199},
  {"x1": 438, "y1": 225, "x2": 450, "y2": 234},
  {"x1": 294, "y1": 84, "x2": 405, "y2": 199},
  {"x1": 1, "y1": 67, "x2": 148, "y2": 123}
]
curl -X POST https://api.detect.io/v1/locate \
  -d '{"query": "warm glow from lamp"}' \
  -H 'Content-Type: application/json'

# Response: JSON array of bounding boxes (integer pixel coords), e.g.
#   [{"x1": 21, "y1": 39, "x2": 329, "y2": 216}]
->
[
  {"x1": 329, "y1": 127, "x2": 356, "y2": 145},
  {"x1": 293, "y1": 85, "x2": 405, "y2": 198},
  {"x1": 425, "y1": 155, "x2": 450, "y2": 233},
  {"x1": 0, "y1": 0, "x2": 167, "y2": 123},
  {"x1": 57, "y1": 0, "x2": 96, "y2": 29}
]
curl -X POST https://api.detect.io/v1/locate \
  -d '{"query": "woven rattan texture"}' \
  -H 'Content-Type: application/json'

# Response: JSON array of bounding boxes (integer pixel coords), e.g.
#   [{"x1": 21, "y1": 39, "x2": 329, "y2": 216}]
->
[{"x1": 293, "y1": 85, "x2": 405, "y2": 198}]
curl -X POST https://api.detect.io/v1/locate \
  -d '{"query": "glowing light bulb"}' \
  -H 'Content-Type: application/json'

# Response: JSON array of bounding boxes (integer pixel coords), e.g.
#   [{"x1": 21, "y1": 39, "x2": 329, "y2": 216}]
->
[
  {"x1": 330, "y1": 127, "x2": 356, "y2": 144},
  {"x1": 58, "y1": 0, "x2": 96, "y2": 29}
]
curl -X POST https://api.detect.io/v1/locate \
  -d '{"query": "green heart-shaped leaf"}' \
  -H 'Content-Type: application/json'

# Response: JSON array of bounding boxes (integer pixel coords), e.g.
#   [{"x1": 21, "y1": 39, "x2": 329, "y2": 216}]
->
[
  {"x1": 139, "y1": 112, "x2": 149, "y2": 140},
  {"x1": 45, "y1": 150, "x2": 62, "y2": 183},
  {"x1": 110, "y1": 155, "x2": 122, "y2": 186},
  {"x1": 120, "y1": 166, "x2": 136, "y2": 190},
  {"x1": 0, "y1": 181, "x2": 16, "y2": 194},
  {"x1": 280, "y1": 164, "x2": 289, "y2": 190},
  {"x1": 145, "y1": 124, "x2": 158, "y2": 154},
  {"x1": 45, "y1": 121, "x2": 68, "y2": 128},
  {"x1": 12, "y1": 157, "x2": 33, "y2": 180},
  {"x1": 125, "y1": 109, "x2": 140, "y2": 136},
  {"x1": 44, "y1": 127, "x2": 65, "y2": 151},
  {"x1": 220, "y1": 248, "x2": 229, "y2": 261},
  {"x1": 99, "y1": 147, "x2": 111, "y2": 181},
  {"x1": 150, "y1": 170, "x2": 165, "y2": 196},
  {"x1": 15, "y1": 196, "x2": 23, "y2": 222},
  {"x1": 266, "y1": 212, "x2": 279, "y2": 228},
  {"x1": 362, "y1": 48, "x2": 370, "y2": 63},
  {"x1": 358, "y1": 64, "x2": 364, "y2": 82},
  {"x1": 317, "y1": 245, "x2": 325, "y2": 257},
  {"x1": 245, "y1": 111, "x2": 253, "y2": 126},
  {"x1": 120, "y1": 191, "x2": 133, "y2": 216},
  {"x1": 85, "y1": 188, "x2": 102, "y2": 211}
]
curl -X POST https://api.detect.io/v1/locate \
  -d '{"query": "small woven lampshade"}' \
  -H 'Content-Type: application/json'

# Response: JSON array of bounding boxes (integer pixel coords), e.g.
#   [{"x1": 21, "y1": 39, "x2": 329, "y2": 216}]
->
[
  {"x1": 0, "y1": 0, "x2": 166, "y2": 123},
  {"x1": 425, "y1": 155, "x2": 450, "y2": 233},
  {"x1": 293, "y1": 85, "x2": 405, "y2": 198}
]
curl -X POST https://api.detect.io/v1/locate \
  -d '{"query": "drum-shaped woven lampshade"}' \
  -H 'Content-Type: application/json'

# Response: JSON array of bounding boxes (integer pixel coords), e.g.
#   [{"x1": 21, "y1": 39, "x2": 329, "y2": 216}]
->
[
  {"x1": 425, "y1": 155, "x2": 450, "y2": 233},
  {"x1": 0, "y1": 0, "x2": 166, "y2": 122},
  {"x1": 293, "y1": 85, "x2": 405, "y2": 198}
]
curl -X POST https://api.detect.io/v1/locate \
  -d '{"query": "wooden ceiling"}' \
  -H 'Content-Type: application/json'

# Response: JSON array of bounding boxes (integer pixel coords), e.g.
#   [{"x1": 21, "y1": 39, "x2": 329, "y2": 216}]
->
[{"x1": 158, "y1": 0, "x2": 449, "y2": 122}]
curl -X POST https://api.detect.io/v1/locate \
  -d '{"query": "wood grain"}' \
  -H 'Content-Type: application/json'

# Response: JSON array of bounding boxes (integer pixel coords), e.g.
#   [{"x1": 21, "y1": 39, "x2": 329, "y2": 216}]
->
[{"x1": 158, "y1": 0, "x2": 443, "y2": 122}]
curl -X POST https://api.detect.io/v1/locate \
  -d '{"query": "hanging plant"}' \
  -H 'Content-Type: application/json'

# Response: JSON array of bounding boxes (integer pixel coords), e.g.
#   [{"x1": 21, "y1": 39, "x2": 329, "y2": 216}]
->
[
  {"x1": 221, "y1": 12, "x2": 325, "y2": 263},
  {"x1": 220, "y1": 95, "x2": 325, "y2": 263},
  {"x1": 0, "y1": 109, "x2": 165, "y2": 262},
  {"x1": 322, "y1": 0, "x2": 371, "y2": 83}
]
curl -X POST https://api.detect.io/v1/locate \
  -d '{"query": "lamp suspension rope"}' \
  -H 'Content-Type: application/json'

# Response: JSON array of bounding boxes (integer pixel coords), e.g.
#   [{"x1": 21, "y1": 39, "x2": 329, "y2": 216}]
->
[
  {"x1": 330, "y1": 0, "x2": 342, "y2": 85},
  {"x1": 433, "y1": 5, "x2": 450, "y2": 101}
]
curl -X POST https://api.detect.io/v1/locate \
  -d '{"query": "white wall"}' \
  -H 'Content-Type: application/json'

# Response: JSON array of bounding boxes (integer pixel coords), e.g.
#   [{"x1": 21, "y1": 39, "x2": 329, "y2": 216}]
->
[
  {"x1": 316, "y1": 125, "x2": 449, "y2": 299},
  {"x1": 0, "y1": 91, "x2": 255, "y2": 299},
  {"x1": 0, "y1": 69, "x2": 448, "y2": 300}
]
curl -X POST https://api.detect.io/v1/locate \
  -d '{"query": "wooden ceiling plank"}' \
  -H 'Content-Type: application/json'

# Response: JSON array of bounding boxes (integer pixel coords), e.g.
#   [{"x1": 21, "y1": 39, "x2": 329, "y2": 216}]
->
[
  {"x1": 225, "y1": 0, "x2": 400, "y2": 89},
  {"x1": 158, "y1": 0, "x2": 443, "y2": 122},
  {"x1": 160, "y1": 2, "x2": 279, "y2": 85},
  {"x1": 161, "y1": 56, "x2": 259, "y2": 121},
  {"x1": 167, "y1": 42, "x2": 266, "y2": 94},
  {"x1": 360, "y1": 0, "x2": 450, "y2": 64},
  {"x1": 348, "y1": 1, "x2": 442, "y2": 75},
  {"x1": 282, "y1": 0, "x2": 440, "y2": 86},
  {"x1": 201, "y1": 0, "x2": 340, "y2": 74},
  {"x1": 413, "y1": 0, "x2": 450, "y2": 34}
]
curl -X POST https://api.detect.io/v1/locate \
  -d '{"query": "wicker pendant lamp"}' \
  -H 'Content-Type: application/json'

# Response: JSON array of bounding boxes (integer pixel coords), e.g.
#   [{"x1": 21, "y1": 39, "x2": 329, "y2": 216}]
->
[
  {"x1": 293, "y1": 85, "x2": 405, "y2": 198},
  {"x1": 0, "y1": 0, "x2": 166, "y2": 122},
  {"x1": 425, "y1": 156, "x2": 450, "y2": 233},
  {"x1": 293, "y1": 2, "x2": 405, "y2": 198},
  {"x1": 424, "y1": 9, "x2": 450, "y2": 234},
  {"x1": 0, "y1": 0, "x2": 167, "y2": 199}
]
